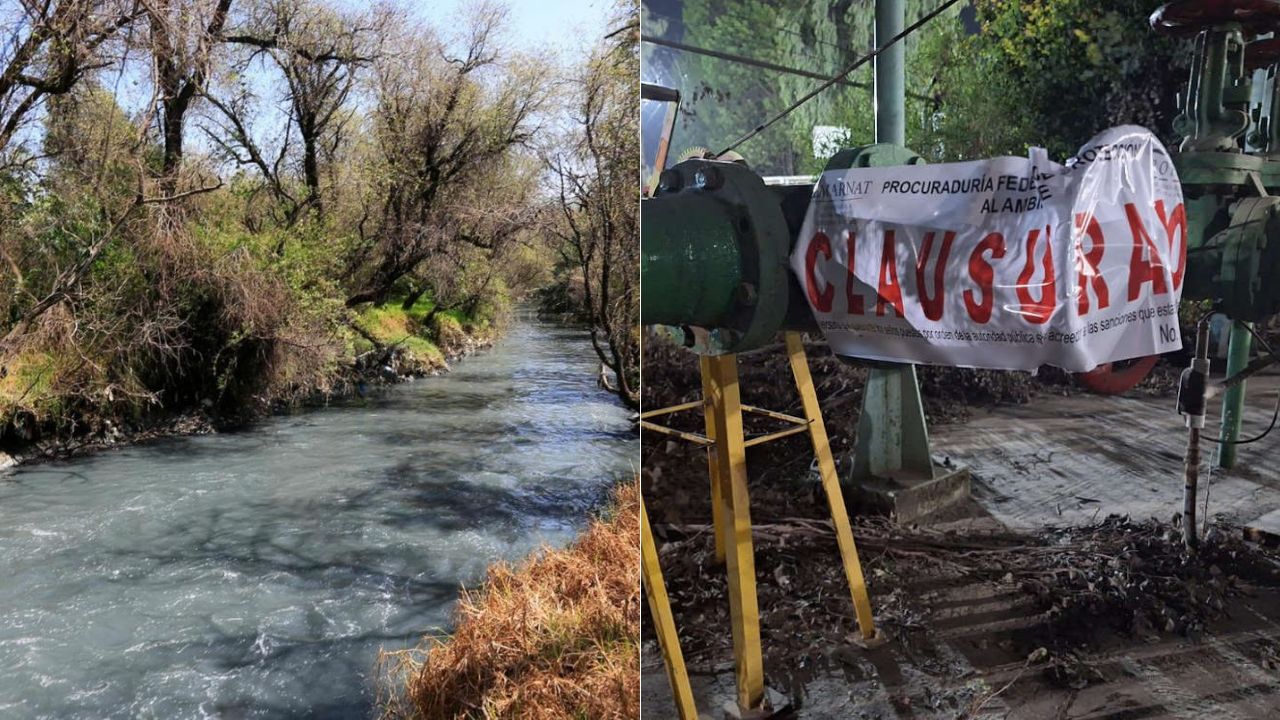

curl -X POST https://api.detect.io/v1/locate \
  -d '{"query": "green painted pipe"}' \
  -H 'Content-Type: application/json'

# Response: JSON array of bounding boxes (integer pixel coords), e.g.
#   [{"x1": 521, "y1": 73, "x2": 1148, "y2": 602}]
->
[
  {"x1": 1219, "y1": 320, "x2": 1253, "y2": 468},
  {"x1": 874, "y1": 0, "x2": 905, "y2": 146},
  {"x1": 639, "y1": 193, "x2": 743, "y2": 328}
]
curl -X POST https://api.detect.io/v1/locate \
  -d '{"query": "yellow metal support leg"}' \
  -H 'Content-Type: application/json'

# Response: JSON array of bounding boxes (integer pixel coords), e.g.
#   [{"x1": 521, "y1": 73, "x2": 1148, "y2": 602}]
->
[
  {"x1": 784, "y1": 333, "x2": 879, "y2": 642},
  {"x1": 705, "y1": 354, "x2": 765, "y2": 712},
  {"x1": 700, "y1": 356, "x2": 727, "y2": 564},
  {"x1": 644, "y1": 343, "x2": 879, "y2": 715},
  {"x1": 641, "y1": 497, "x2": 699, "y2": 720}
]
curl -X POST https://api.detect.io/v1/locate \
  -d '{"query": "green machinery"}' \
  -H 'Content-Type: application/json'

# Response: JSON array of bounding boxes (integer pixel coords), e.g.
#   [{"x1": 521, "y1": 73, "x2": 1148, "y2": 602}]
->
[
  {"x1": 1152, "y1": 0, "x2": 1280, "y2": 466},
  {"x1": 643, "y1": 0, "x2": 1280, "y2": 478}
]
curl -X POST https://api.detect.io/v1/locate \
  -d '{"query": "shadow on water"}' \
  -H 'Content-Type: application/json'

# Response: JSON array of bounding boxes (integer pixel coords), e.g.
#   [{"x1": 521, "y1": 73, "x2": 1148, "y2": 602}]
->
[
  {"x1": 0, "y1": 317, "x2": 636, "y2": 719},
  {"x1": 378, "y1": 461, "x2": 616, "y2": 536}
]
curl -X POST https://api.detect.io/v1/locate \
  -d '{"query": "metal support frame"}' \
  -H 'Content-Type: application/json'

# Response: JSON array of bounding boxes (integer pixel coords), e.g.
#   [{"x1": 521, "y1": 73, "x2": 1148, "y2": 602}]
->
[
  {"x1": 641, "y1": 332, "x2": 879, "y2": 716},
  {"x1": 701, "y1": 356, "x2": 726, "y2": 562},
  {"x1": 641, "y1": 498, "x2": 698, "y2": 720},
  {"x1": 784, "y1": 334, "x2": 878, "y2": 639},
  {"x1": 704, "y1": 354, "x2": 766, "y2": 712}
]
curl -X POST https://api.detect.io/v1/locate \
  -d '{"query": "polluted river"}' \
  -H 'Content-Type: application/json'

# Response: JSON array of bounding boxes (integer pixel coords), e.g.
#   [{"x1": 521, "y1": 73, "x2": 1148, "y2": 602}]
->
[{"x1": 0, "y1": 315, "x2": 637, "y2": 719}]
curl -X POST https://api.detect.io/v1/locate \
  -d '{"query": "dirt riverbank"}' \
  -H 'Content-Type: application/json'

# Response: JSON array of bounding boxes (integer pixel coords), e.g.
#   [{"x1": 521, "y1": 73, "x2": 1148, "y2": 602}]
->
[{"x1": 0, "y1": 323, "x2": 497, "y2": 469}]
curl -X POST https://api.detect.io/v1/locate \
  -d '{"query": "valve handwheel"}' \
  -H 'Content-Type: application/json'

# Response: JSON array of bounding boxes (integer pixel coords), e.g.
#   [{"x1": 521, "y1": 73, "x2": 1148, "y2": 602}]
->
[
  {"x1": 1151, "y1": 0, "x2": 1280, "y2": 36},
  {"x1": 1076, "y1": 356, "x2": 1160, "y2": 395}
]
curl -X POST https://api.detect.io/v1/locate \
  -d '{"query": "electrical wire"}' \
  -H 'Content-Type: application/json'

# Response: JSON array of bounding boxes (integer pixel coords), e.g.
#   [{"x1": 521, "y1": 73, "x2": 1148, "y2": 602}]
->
[
  {"x1": 714, "y1": 0, "x2": 964, "y2": 156},
  {"x1": 1204, "y1": 317, "x2": 1280, "y2": 445},
  {"x1": 1243, "y1": 319, "x2": 1276, "y2": 355},
  {"x1": 641, "y1": 35, "x2": 875, "y2": 91},
  {"x1": 650, "y1": 2, "x2": 964, "y2": 57},
  {"x1": 641, "y1": 34, "x2": 943, "y2": 106},
  {"x1": 1205, "y1": 392, "x2": 1280, "y2": 445},
  {"x1": 1203, "y1": 438, "x2": 1219, "y2": 536},
  {"x1": 641, "y1": 34, "x2": 939, "y2": 101},
  {"x1": 1180, "y1": 313, "x2": 1267, "y2": 533}
]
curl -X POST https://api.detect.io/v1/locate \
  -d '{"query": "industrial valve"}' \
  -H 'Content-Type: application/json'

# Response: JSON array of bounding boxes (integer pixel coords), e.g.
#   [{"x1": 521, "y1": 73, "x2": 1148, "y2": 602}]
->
[
  {"x1": 1156, "y1": 0, "x2": 1280, "y2": 322},
  {"x1": 1152, "y1": 0, "x2": 1280, "y2": 465}
]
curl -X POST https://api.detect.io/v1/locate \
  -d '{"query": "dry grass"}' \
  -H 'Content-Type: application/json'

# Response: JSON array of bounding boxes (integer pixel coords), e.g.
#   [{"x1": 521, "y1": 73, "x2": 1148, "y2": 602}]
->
[{"x1": 379, "y1": 482, "x2": 640, "y2": 720}]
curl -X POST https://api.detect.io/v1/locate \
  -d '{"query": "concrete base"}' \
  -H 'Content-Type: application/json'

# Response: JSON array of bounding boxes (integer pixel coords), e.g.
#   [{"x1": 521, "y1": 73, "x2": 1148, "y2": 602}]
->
[
  {"x1": 722, "y1": 687, "x2": 790, "y2": 720},
  {"x1": 1245, "y1": 508, "x2": 1280, "y2": 547},
  {"x1": 844, "y1": 459, "x2": 971, "y2": 523}
]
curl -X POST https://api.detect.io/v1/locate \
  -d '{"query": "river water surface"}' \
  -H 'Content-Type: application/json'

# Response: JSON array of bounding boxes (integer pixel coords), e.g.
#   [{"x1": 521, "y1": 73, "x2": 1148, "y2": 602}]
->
[{"x1": 0, "y1": 316, "x2": 636, "y2": 719}]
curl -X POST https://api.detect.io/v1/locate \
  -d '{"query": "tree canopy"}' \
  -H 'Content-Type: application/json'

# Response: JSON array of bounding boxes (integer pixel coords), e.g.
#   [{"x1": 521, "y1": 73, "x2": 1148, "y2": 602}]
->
[
  {"x1": 643, "y1": 0, "x2": 1190, "y2": 171},
  {"x1": 0, "y1": 0, "x2": 622, "y2": 438}
]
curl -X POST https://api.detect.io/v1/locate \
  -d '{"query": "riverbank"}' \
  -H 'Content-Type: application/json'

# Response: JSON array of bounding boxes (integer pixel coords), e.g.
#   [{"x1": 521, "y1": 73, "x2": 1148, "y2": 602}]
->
[
  {"x1": 379, "y1": 481, "x2": 641, "y2": 720},
  {"x1": 0, "y1": 298, "x2": 501, "y2": 468}
]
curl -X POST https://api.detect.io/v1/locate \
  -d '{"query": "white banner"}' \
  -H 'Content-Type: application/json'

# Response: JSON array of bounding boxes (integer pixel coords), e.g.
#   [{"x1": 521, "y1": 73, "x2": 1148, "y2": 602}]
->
[{"x1": 790, "y1": 126, "x2": 1186, "y2": 372}]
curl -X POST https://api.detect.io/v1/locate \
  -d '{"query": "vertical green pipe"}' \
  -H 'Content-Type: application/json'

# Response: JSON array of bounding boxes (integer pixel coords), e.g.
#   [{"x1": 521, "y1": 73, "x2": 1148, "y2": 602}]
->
[
  {"x1": 874, "y1": 0, "x2": 905, "y2": 145},
  {"x1": 1198, "y1": 31, "x2": 1228, "y2": 140},
  {"x1": 853, "y1": 0, "x2": 936, "y2": 485},
  {"x1": 1219, "y1": 320, "x2": 1253, "y2": 468}
]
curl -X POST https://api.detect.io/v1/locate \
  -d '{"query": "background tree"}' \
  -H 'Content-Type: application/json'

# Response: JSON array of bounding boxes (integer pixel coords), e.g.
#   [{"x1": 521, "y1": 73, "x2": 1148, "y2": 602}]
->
[
  {"x1": 919, "y1": 0, "x2": 1189, "y2": 161},
  {"x1": 141, "y1": 0, "x2": 233, "y2": 185},
  {"x1": 343, "y1": 4, "x2": 549, "y2": 308},
  {"x1": 547, "y1": 0, "x2": 640, "y2": 409},
  {"x1": 0, "y1": 0, "x2": 139, "y2": 160},
  {"x1": 643, "y1": 0, "x2": 1188, "y2": 170},
  {"x1": 409, "y1": 154, "x2": 548, "y2": 320},
  {"x1": 206, "y1": 0, "x2": 377, "y2": 226},
  {"x1": 0, "y1": 0, "x2": 582, "y2": 445}
]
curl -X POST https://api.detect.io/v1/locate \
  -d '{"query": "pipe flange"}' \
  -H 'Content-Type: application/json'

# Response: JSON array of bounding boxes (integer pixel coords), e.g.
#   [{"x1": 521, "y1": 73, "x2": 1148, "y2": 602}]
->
[{"x1": 646, "y1": 158, "x2": 792, "y2": 355}]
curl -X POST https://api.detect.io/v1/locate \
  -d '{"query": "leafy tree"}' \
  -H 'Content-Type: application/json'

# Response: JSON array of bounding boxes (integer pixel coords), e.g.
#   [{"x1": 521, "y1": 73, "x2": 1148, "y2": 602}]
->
[
  {"x1": 0, "y1": 0, "x2": 579, "y2": 439},
  {"x1": 343, "y1": 3, "x2": 549, "y2": 308},
  {"x1": 141, "y1": 0, "x2": 234, "y2": 187},
  {"x1": 548, "y1": 0, "x2": 640, "y2": 409},
  {"x1": 208, "y1": 0, "x2": 378, "y2": 225},
  {"x1": 0, "y1": 0, "x2": 138, "y2": 161},
  {"x1": 918, "y1": 0, "x2": 1190, "y2": 161}
]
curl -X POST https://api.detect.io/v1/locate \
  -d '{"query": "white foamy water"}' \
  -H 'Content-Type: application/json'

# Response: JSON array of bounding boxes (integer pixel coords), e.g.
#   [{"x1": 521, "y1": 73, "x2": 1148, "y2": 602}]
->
[{"x1": 0, "y1": 317, "x2": 637, "y2": 718}]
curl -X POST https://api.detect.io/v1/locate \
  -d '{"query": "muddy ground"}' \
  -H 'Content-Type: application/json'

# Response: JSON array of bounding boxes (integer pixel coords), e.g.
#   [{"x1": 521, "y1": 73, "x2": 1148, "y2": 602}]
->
[
  {"x1": 640, "y1": 334, "x2": 1280, "y2": 718},
  {"x1": 642, "y1": 510, "x2": 1280, "y2": 718}
]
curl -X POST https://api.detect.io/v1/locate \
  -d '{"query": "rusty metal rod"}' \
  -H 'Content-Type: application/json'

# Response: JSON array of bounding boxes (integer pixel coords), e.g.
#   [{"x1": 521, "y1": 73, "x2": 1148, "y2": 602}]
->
[
  {"x1": 1184, "y1": 426, "x2": 1201, "y2": 551},
  {"x1": 1182, "y1": 319, "x2": 1212, "y2": 551}
]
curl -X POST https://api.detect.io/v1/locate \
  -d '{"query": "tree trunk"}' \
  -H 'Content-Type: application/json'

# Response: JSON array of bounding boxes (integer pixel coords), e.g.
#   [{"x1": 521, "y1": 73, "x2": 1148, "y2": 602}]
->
[
  {"x1": 346, "y1": 289, "x2": 383, "y2": 308},
  {"x1": 302, "y1": 129, "x2": 322, "y2": 216},
  {"x1": 401, "y1": 285, "x2": 428, "y2": 311},
  {"x1": 160, "y1": 101, "x2": 185, "y2": 182}
]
